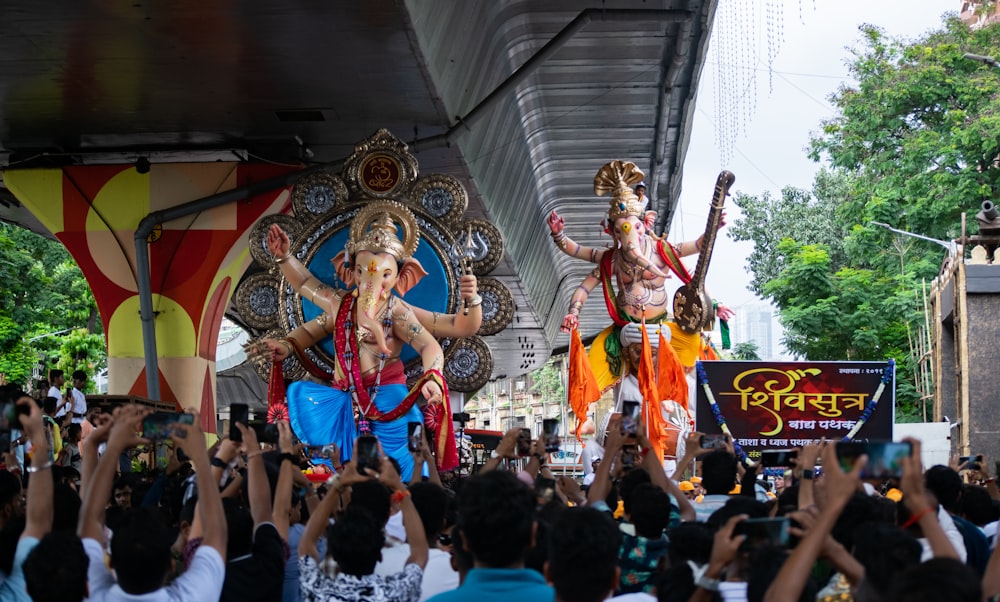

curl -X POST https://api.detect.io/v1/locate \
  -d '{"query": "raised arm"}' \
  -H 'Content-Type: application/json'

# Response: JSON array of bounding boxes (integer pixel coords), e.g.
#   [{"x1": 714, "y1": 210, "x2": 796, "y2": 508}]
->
[
  {"x1": 638, "y1": 429, "x2": 695, "y2": 522},
  {"x1": 78, "y1": 405, "x2": 147, "y2": 543},
  {"x1": 272, "y1": 421, "x2": 296, "y2": 540},
  {"x1": 588, "y1": 416, "x2": 624, "y2": 507},
  {"x1": 547, "y1": 210, "x2": 607, "y2": 263},
  {"x1": 174, "y1": 411, "x2": 228, "y2": 559},
  {"x1": 267, "y1": 224, "x2": 343, "y2": 307},
  {"x1": 559, "y1": 268, "x2": 602, "y2": 333},
  {"x1": 410, "y1": 274, "x2": 483, "y2": 339},
  {"x1": 235, "y1": 423, "x2": 272, "y2": 527},
  {"x1": 19, "y1": 396, "x2": 52, "y2": 540},
  {"x1": 480, "y1": 428, "x2": 519, "y2": 474},
  {"x1": 380, "y1": 458, "x2": 428, "y2": 569}
]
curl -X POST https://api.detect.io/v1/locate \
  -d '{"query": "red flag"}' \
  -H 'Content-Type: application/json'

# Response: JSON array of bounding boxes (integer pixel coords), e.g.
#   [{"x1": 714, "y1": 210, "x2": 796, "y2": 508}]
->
[
  {"x1": 568, "y1": 328, "x2": 601, "y2": 441},
  {"x1": 638, "y1": 323, "x2": 668, "y2": 463}
]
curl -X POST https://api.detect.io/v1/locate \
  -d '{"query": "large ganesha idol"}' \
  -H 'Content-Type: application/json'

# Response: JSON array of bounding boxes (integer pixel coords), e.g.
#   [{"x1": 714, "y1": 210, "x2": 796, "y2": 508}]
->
[{"x1": 546, "y1": 160, "x2": 734, "y2": 387}]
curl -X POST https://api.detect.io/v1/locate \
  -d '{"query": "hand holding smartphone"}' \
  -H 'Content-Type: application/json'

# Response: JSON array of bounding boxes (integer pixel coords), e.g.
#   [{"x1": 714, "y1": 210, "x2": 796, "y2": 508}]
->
[
  {"x1": 516, "y1": 428, "x2": 532, "y2": 457},
  {"x1": 356, "y1": 435, "x2": 380, "y2": 475},
  {"x1": 621, "y1": 401, "x2": 641, "y2": 437},
  {"x1": 407, "y1": 422, "x2": 424, "y2": 453},
  {"x1": 142, "y1": 412, "x2": 195, "y2": 442},
  {"x1": 759, "y1": 449, "x2": 798, "y2": 467},
  {"x1": 700, "y1": 434, "x2": 728, "y2": 450},
  {"x1": 230, "y1": 403, "x2": 249, "y2": 442},
  {"x1": 734, "y1": 517, "x2": 790, "y2": 551},
  {"x1": 835, "y1": 440, "x2": 912, "y2": 479},
  {"x1": 542, "y1": 418, "x2": 560, "y2": 453}
]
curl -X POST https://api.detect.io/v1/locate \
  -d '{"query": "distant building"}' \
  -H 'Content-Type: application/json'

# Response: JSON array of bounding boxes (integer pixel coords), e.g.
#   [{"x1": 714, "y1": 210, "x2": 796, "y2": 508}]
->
[
  {"x1": 733, "y1": 302, "x2": 778, "y2": 360},
  {"x1": 960, "y1": 1, "x2": 1000, "y2": 29}
]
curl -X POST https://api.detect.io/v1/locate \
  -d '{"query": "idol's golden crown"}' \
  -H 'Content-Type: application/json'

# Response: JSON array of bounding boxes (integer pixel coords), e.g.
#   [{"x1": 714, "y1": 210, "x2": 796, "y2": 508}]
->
[
  {"x1": 345, "y1": 201, "x2": 419, "y2": 260},
  {"x1": 594, "y1": 160, "x2": 646, "y2": 222}
]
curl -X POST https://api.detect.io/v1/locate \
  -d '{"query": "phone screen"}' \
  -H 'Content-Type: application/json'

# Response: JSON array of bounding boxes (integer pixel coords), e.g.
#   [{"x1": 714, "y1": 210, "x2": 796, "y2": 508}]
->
[
  {"x1": 622, "y1": 400, "x2": 641, "y2": 437},
  {"x1": 621, "y1": 444, "x2": 639, "y2": 467},
  {"x1": 249, "y1": 420, "x2": 279, "y2": 444},
  {"x1": 542, "y1": 419, "x2": 560, "y2": 452},
  {"x1": 516, "y1": 428, "x2": 532, "y2": 457},
  {"x1": 759, "y1": 449, "x2": 798, "y2": 467},
  {"x1": 230, "y1": 403, "x2": 249, "y2": 442},
  {"x1": 356, "y1": 435, "x2": 380, "y2": 474},
  {"x1": 836, "y1": 440, "x2": 912, "y2": 479},
  {"x1": 734, "y1": 517, "x2": 790, "y2": 550},
  {"x1": 407, "y1": 422, "x2": 423, "y2": 453},
  {"x1": 700, "y1": 434, "x2": 728, "y2": 449},
  {"x1": 142, "y1": 412, "x2": 194, "y2": 441}
]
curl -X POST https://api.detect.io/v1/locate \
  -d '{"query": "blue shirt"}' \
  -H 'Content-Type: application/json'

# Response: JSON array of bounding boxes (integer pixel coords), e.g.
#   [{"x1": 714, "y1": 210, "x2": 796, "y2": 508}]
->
[{"x1": 426, "y1": 568, "x2": 553, "y2": 602}]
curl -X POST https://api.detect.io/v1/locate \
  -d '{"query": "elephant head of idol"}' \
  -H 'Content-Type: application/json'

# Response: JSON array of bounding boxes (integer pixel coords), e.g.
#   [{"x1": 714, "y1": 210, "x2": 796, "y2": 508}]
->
[
  {"x1": 595, "y1": 160, "x2": 667, "y2": 279},
  {"x1": 332, "y1": 201, "x2": 428, "y2": 354}
]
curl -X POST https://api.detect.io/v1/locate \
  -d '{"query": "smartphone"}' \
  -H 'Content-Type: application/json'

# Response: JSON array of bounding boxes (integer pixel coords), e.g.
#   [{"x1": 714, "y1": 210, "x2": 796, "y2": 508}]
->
[
  {"x1": 734, "y1": 517, "x2": 790, "y2": 551},
  {"x1": 356, "y1": 435, "x2": 380, "y2": 474},
  {"x1": 535, "y1": 476, "x2": 556, "y2": 504},
  {"x1": 249, "y1": 420, "x2": 279, "y2": 444},
  {"x1": 142, "y1": 412, "x2": 195, "y2": 442},
  {"x1": 516, "y1": 428, "x2": 532, "y2": 457},
  {"x1": 700, "y1": 434, "x2": 728, "y2": 450},
  {"x1": 230, "y1": 403, "x2": 249, "y2": 443},
  {"x1": 759, "y1": 449, "x2": 798, "y2": 467},
  {"x1": 542, "y1": 418, "x2": 560, "y2": 453},
  {"x1": 407, "y1": 422, "x2": 423, "y2": 453},
  {"x1": 836, "y1": 440, "x2": 913, "y2": 479},
  {"x1": 621, "y1": 400, "x2": 641, "y2": 437},
  {"x1": 621, "y1": 444, "x2": 639, "y2": 467}
]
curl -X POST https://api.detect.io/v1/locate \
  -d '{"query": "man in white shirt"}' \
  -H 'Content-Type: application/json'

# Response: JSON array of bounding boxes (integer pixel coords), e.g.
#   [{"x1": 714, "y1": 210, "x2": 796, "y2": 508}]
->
[
  {"x1": 46, "y1": 369, "x2": 69, "y2": 420},
  {"x1": 68, "y1": 371, "x2": 88, "y2": 424}
]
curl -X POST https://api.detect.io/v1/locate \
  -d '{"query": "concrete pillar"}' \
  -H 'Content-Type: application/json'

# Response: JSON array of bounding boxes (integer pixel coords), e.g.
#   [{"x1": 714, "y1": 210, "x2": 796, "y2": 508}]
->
[{"x1": 3, "y1": 162, "x2": 294, "y2": 431}]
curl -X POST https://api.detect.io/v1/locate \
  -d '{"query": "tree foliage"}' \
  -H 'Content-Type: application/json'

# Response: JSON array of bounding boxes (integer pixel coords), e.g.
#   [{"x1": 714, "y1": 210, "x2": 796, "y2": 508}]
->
[
  {"x1": 0, "y1": 223, "x2": 104, "y2": 388},
  {"x1": 731, "y1": 16, "x2": 1000, "y2": 421},
  {"x1": 731, "y1": 341, "x2": 761, "y2": 361}
]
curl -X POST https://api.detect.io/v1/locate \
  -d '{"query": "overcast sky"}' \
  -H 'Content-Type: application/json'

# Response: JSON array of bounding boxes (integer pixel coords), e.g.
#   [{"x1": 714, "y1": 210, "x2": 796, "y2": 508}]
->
[{"x1": 669, "y1": 0, "x2": 954, "y2": 331}]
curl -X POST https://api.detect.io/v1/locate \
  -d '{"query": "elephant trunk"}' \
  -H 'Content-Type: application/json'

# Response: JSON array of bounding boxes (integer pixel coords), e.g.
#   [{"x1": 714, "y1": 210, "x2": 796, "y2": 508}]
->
[
  {"x1": 621, "y1": 241, "x2": 668, "y2": 279},
  {"x1": 357, "y1": 289, "x2": 391, "y2": 355}
]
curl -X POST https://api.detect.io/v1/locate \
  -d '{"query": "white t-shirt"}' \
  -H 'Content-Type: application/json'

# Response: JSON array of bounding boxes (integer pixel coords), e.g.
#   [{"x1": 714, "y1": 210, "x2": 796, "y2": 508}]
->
[
  {"x1": 84, "y1": 538, "x2": 225, "y2": 601},
  {"x1": 417, "y1": 548, "x2": 459, "y2": 601},
  {"x1": 70, "y1": 388, "x2": 87, "y2": 422},
  {"x1": 47, "y1": 386, "x2": 66, "y2": 417}
]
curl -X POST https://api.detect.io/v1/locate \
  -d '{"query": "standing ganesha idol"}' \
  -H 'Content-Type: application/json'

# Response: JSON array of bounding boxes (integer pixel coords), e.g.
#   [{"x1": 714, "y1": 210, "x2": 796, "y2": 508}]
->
[
  {"x1": 257, "y1": 201, "x2": 481, "y2": 479},
  {"x1": 547, "y1": 160, "x2": 733, "y2": 382}
]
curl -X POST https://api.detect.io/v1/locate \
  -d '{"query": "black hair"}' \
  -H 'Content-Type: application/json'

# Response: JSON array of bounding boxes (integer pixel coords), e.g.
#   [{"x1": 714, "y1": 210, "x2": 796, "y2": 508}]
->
[
  {"x1": 884, "y1": 557, "x2": 981, "y2": 602},
  {"x1": 0, "y1": 470, "x2": 22, "y2": 512},
  {"x1": 48, "y1": 370, "x2": 63, "y2": 381},
  {"x1": 959, "y1": 484, "x2": 996, "y2": 526},
  {"x1": 222, "y1": 497, "x2": 254, "y2": 559},
  {"x1": 852, "y1": 523, "x2": 921, "y2": 598},
  {"x1": 410, "y1": 482, "x2": 448, "y2": 542},
  {"x1": 830, "y1": 492, "x2": 881, "y2": 551},
  {"x1": 110, "y1": 507, "x2": 173, "y2": 594},
  {"x1": 656, "y1": 564, "x2": 701, "y2": 602},
  {"x1": 348, "y1": 480, "x2": 391, "y2": 526},
  {"x1": 328, "y1": 505, "x2": 384, "y2": 575},
  {"x1": 71, "y1": 370, "x2": 86, "y2": 381},
  {"x1": 23, "y1": 532, "x2": 89, "y2": 602},
  {"x1": 707, "y1": 496, "x2": 768, "y2": 530},
  {"x1": 746, "y1": 546, "x2": 817, "y2": 602},
  {"x1": 66, "y1": 423, "x2": 82, "y2": 441},
  {"x1": 449, "y1": 525, "x2": 474, "y2": 577},
  {"x1": 701, "y1": 450, "x2": 738, "y2": 495},
  {"x1": 455, "y1": 470, "x2": 536, "y2": 567},
  {"x1": 52, "y1": 481, "x2": 82, "y2": 534},
  {"x1": 666, "y1": 521, "x2": 715, "y2": 567},
  {"x1": 41, "y1": 397, "x2": 57, "y2": 416},
  {"x1": 924, "y1": 465, "x2": 962, "y2": 513},
  {"x1": 630, "y1": 482, "x2": 670, "y2": 538},
  {"x1": 619, "y1": 467, "x2": 651, "y2": 516},
  {"x1": 548, "y1": 507, "x2": 622, "y2": 602}
]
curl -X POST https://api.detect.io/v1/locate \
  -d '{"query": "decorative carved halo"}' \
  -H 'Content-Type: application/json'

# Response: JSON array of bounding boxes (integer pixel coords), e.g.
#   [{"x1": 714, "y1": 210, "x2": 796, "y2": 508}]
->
[
  {"x1": 234, "y1": 272, "x2": 283, "y2": 330},
  {"x1": 342, "y1": 129, "x2": 418, "y2": 198},
  {"x1": 475, "y1": 277, "x2": 514, "y2": 336},
  {"x1": 249, "y1": 214, "x2": 302, "y2": 266},
  {"x1": 457, "y1": 219, "x2": 504, "y2": 276},
  {"x1": 248, "y1": 328, "x2": 305, "y2": 383},
  {"x1": 292, "y1": 172, "x2": 348, "y2": 218},
  {"x1": 347, "y1": 200, "x2": 420, "y2": 260},
  {"x1": 444, "y1": 336, "x2": 493, "y2": 392},
  {"x1": 410, "y1": 174, "x2": 468, "y2": 225}
]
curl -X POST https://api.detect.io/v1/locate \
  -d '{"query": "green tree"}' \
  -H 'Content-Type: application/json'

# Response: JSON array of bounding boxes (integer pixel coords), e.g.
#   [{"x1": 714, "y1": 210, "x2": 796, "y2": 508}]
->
[
  {"x1": 731, "y1": 341, "x2": 761, "y2": 361},
  {"x1": 530, "y1": 359, "x2": 565, "y2": 404},
  {"x1": 0, "y1": 223, "x2": 104, "y2": 386}
]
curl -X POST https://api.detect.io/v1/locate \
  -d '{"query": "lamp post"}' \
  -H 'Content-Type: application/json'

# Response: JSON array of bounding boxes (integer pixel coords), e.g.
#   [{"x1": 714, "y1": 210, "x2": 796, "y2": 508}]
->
[{"x1": 869, "y1": 221, "x2": 958, "y2": 255}]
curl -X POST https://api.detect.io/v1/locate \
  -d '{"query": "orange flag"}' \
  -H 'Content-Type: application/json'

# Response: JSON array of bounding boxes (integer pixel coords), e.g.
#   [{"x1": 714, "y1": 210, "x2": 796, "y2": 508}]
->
[
  {"x1": 568, "y1": 328, "x2": 601, "y2": 441},
  {"x1": 638, "y1": 323, "x2": 669, "y2": 463},
  {"x1": 657, "y1": 330, "x2": 689, "y2": 412}
]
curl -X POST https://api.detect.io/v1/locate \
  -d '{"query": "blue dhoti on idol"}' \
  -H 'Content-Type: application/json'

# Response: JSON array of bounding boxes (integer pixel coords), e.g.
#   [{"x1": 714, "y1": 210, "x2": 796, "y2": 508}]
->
[{"x1": 286, "y1": 380, "x2": 423, "y2": 482}]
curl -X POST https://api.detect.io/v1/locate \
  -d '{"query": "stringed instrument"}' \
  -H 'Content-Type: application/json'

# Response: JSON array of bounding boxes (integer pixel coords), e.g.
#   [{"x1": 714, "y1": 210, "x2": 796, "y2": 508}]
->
[{"x1": 672, "y1": 170, "x2": 735, "y2": 333}]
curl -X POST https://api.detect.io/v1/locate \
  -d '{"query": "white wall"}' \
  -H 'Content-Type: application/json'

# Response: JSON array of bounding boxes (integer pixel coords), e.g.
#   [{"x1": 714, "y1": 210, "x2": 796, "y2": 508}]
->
[{"x1": 895, "y1": 422, "x2": 952, "y2": 468}]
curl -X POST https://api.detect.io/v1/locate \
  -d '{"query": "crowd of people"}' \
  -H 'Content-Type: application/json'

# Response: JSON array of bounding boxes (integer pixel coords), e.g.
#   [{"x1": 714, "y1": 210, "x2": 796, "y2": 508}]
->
[{"x1": 1, "y1": 376, "x2": 1000, "y2": 602}]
